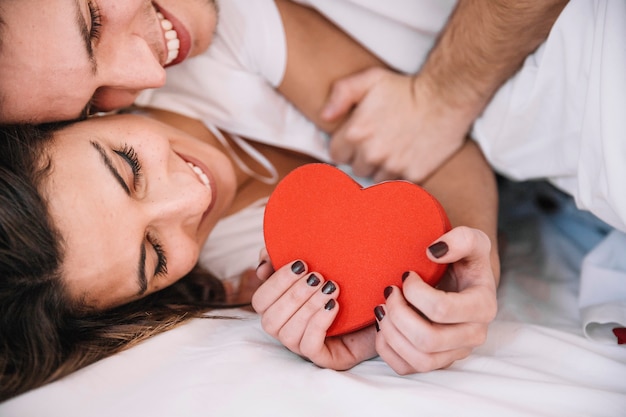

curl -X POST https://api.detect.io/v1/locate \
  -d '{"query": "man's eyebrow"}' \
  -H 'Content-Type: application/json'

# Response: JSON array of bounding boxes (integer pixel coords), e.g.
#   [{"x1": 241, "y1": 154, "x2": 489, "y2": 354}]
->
[
  {"x1": 74, "y1": 0, "x2": 98, "y2": 75},
  {"x1": 90, "y1": 140, "x2": 130, "y2": 195},
  {"x1": 89, "y1": 140, "x2": 148, "y2": 295}
]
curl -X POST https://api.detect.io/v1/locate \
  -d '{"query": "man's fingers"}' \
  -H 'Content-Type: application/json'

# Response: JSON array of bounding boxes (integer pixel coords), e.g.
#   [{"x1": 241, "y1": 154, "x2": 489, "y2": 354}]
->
[{"x1": 320, "y1": 68, "x2": 382, "y2": 122}]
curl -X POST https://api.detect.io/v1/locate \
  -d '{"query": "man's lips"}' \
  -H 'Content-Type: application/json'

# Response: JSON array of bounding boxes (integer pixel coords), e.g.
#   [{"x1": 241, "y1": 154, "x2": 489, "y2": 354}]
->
[{"x1": 154, "y1": 3, "x2": 192, "y2": 67}]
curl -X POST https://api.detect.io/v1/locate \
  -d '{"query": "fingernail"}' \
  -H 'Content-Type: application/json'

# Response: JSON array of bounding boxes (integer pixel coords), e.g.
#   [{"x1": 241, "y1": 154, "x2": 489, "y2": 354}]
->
[
  {"x1": 374, "y1": 305, "x2": 385, "y2": 321},
  {"x1": 375, "y1": 321, "x2": 380, "y2": 332},
  {"x1": 402, "y1": 271, "x2": 410, "y2": 282},
  {"x1": 306, "y1": 274, "x2": 320, "y2": 287},
  {"x1": 256, "y1": 260, "x2": 267, "y2": 271},
  {"x1": 291, "y1": 260, "x2": 305, "y2": 275},
  {"x1": 428, "y1": 241, "x2": 449, "y2": 258},
  {"x1": 324, "y1": 299, "x2": 336, "y2": 311},
  {"x1": 384, "y1": 286, "x2": 393, "y2": 299},
  {"x1": 321, "y1": 281, "x2": 336, "y2": 295}
]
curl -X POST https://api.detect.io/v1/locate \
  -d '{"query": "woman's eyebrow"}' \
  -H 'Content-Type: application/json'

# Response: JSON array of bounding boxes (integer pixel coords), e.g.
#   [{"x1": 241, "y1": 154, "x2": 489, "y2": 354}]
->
[
  {"x1": 74, "y1": 0, "x2": 98, "y2": 75},
  {"x1": 90, "y1": 141, "x2": 131, "y2": 196}
]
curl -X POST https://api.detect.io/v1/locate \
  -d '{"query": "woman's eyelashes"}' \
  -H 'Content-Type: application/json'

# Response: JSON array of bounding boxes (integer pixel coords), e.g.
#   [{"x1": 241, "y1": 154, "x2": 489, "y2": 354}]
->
[
  {"x1": 88, "y1": 1, "x2": 103, "y2": 42},
  {"x1": 113, "y1": 144, "x2": 167, "y2": 279},
  {"x1": 147, "y1": 232, "x2": 168, "y2": 278},
  {"x1": 114, "y1": 144, "x2": 143, "y2": 190}
]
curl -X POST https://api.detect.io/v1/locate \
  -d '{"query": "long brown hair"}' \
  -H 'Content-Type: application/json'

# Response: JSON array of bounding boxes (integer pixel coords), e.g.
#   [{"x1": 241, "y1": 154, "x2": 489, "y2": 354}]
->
[{"x1": 0, "y1": 124, "x2": 229, "y2": 401}]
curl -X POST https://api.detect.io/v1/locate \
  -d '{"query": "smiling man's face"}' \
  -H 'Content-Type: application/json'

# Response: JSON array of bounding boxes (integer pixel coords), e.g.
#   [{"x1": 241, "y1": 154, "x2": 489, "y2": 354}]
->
[{"x1": 0, "y1": 0, "x2": 217, "y2": 123}]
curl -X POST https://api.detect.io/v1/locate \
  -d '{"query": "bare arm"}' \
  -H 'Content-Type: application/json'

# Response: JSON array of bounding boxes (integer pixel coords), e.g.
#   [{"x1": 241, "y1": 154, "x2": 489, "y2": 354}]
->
[
  {"x1": 321, "y1": 0, "x2": 568, "y2": 182},
  {"x1": 420, "y1": 0, "x2": 568, "y2": 119},
  {"x1": 274, "y1": 0, "x2": 386, "y2": 132},
  {"x1": 421, "y1": 139, "x2": 500, "y2": 284},
  {"x1": 253, "y1": 1, "x2": 501, "y2": 373}
]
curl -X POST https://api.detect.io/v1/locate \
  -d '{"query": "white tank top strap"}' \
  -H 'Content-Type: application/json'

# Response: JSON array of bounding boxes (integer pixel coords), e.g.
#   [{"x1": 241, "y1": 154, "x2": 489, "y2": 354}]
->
[{"x1": 205, "y1": 123, "x2": 279, "y2": 185}]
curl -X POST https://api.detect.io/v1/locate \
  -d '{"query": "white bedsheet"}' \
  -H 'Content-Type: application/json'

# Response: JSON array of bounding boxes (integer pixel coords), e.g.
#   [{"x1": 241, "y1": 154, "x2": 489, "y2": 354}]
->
[{"x1": 2, "y1": 181, "x2": 625, "y2": 417}]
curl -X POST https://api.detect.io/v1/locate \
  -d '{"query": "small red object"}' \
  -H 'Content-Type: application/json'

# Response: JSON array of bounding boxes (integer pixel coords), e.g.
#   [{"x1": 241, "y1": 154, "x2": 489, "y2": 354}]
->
[
  {"x1": 263, "y1": 164, "x2": 450, "y2": 336},
  {"x1": 612, "y1": 327, "x2": 626, "y2": 345}
]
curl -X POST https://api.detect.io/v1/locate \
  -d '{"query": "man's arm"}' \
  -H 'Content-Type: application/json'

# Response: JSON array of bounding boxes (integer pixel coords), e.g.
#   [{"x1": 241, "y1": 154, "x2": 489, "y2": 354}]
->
[
  {"x1": 420, "y1": 0, "x2": 568, "y2": 120},
  {"x1": 321, "y1": 0, "x2": 568, "y2": 182}
]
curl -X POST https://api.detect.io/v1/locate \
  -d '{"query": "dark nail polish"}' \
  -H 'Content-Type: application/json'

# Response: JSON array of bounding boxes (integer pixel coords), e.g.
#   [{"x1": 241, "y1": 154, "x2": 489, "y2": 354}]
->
[
  {"x1": 291, "y1": 260, "x2": 305, "y2": 275},
  {"x1": 384, "y1": 286, "x2": 393, "y2": 299},
  {"x1": 374, "y1": 305, "x2": 385, "y2": 321},
  {"x1": 428, "y1": 241, "x2": 449, "y2": 258},
  {"x1": 402, "y1": 271, "x2": 410, "y2": 282},
  {"x1": 324, "y1": 299, "x2": 336, "y2": 311},
  {"x1": 256, "y1": 260, "x2": 267, "y2": 271},
  {"x1": 307, "y1": 274, "x2": 320, "y2": 287},
  {"x1": 321, "y1": 281, "x2": 336, "y2": 295},
  {"x1": 375, "y1": 321, "x2": 380, "y2": 332}
]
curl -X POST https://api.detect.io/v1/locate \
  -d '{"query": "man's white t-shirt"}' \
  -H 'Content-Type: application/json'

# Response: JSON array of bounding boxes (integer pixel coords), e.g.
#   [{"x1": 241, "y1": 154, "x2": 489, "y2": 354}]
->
[
  {"x1": 472, "y1": 0, "x2": 626, "y2": 233},
  {"x1": 471, "y1": 0, "x2": 626, "y2": 343}
]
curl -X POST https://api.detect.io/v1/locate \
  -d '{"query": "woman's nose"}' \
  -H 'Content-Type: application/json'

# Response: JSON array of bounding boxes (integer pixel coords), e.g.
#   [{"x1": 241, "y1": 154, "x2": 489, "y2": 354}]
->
[{"x1": 145, "y1": 170, "x2": 213, "y2": 233}]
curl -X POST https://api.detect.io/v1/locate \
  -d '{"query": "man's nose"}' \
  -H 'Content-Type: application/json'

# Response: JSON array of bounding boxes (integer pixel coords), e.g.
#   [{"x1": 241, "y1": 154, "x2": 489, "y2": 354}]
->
[
  {"x1": 108, "y1": 49, "x2": 167, "y2": 89},
  {"x1": 94, "y1": 41, "x2": 167, "y2": 111}
]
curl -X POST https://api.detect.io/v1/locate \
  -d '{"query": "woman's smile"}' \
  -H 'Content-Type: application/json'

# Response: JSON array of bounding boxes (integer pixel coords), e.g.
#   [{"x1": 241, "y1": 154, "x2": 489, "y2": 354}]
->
[{"x1": 178, "y1": 152, "x2": 219, "y2": 227}]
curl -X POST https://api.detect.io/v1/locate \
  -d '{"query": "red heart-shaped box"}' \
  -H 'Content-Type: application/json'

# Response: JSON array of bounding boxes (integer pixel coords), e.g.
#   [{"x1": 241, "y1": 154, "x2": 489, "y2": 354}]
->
[{"x1": 263, "y1": 163, "x2": 450, "y2": 336}]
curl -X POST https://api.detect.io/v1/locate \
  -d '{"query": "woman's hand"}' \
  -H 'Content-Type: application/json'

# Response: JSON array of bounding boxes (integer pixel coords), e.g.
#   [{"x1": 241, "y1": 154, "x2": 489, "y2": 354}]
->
[
  {"x1": 252, "y1": 253, "x2": 377, "y2": 370},
  {"x1": 374, "y1": 226, "x2": 498, "y2": 374}
]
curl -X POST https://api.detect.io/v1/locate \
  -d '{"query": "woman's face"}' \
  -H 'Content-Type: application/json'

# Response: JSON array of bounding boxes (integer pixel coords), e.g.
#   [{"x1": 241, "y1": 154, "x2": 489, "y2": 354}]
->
[
  {"x1": 0, "y1": 0, "x2": 217, "y2": 123},
  {"x1": 45, "y1": 114, "x2": 237, "y2": 310}
]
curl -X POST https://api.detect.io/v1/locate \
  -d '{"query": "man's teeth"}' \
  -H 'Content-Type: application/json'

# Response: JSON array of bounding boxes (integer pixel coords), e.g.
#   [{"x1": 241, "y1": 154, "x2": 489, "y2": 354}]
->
[
  {"x1": 187, "y1": 162, "x2": 211, "y2": 188},
  {"x1": 157, "y1": 12, "x2": 180, "y2": 65}
]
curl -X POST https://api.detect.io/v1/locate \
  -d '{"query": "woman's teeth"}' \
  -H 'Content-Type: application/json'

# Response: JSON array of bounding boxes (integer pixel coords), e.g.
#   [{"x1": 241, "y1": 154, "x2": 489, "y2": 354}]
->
[
  {"x1": 187, "y1": 162, "x2": 211, "y2": 189},
  {"x1": 157, "y1": 12, "x2": 180, "y2": 65}
]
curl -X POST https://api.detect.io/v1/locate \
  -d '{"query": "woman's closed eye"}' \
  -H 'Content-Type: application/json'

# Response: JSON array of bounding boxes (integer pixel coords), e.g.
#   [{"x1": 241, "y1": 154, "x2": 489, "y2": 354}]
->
[
  {"x1": 114, "y1": 144, "x2": 143, "y2": 190},
  {"x1": 112, "y1": 145, "x2": 167, "y2": 282},
  {"x1": 148, "y1": 232, "x2": 168, "y2": 278}
]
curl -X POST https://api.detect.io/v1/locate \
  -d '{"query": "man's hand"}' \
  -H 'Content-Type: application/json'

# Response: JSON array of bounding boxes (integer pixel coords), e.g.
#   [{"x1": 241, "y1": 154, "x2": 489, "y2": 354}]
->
[
  {"x1": 323, "y1": 67, "x2": 471, "y2": 183},
  {"x1": 321, "y1": 0, "x2": 568, "y2": 184}
]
